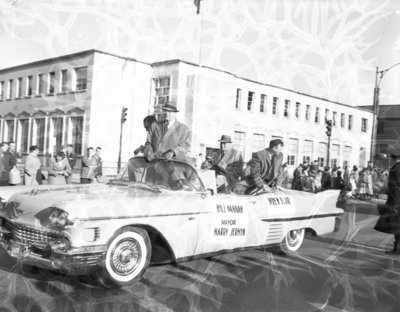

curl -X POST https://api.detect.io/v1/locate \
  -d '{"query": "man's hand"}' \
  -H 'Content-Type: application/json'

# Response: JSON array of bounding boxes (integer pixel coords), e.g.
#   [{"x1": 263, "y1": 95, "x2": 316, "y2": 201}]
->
[
  {"x1": 145, "y1": 151, "x2": 155, "y2": 162},
  {"x1": 262, "y1": 184, "x2": 272, "y2": 192},
  {"x1": 134, "y1": 145, "x2": 144, "y2": 155},
  {"x1": 163, "y1": 150, "x2": 174, "y2": 161}
]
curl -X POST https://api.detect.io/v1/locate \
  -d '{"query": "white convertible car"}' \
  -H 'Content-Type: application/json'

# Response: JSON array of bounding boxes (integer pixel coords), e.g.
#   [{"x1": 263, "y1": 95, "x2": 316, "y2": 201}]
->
[{"x1": 0, "y1": 157, "x2": 343, "y2": 287}]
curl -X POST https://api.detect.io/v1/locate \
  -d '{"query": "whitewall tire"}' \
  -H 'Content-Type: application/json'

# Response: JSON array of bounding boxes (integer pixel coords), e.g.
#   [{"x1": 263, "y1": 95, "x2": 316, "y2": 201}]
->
[
  {"x1": 97, "y1": 227, "x2": 151, "y2": 288},
  {"x1": 280, "y1": 228, "x2": 305, "y2": 253}
]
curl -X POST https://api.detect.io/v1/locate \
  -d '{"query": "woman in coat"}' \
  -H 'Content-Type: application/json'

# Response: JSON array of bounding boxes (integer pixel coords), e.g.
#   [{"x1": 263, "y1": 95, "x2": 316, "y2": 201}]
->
[
  {"x1": 374, "y1": 143, "x2": 400, "y2": 254},
  {"x1": 48, "y1": 151, "x2": 71, "y2": 185}
]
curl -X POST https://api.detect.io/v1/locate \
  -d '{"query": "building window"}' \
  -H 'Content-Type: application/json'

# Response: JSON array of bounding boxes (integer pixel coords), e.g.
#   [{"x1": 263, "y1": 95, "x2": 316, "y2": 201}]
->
[
  {"x1": 60, "y1": 70, "x2": 68, "y2": 92},
  {"x1": 318, "y1": 142, "x2": 327, "y2": 167},
  {"x1": 31, "y1": 118, "x2": 45, "y2": 152},
  {"x1": 17, "y1": 78, "x2": 22, "y2": 98},
  {"x1": 305, "y1": 105, "x2": 311, "y2": 121},
  {"x1": 235, "y1": 88, "x2": 242, "y2": 110},
  {"x1": 303, "y1": 140, "x2": 313, "y2": 164},
  {"x1": 377, "y1": 120, "x2": 384, "y2": 135},
  {"x1": 348, "y1": 115, "x2": 353, "y2": 130},
  {"x1": 325, "y1": 109, "x2": 329, "y2": 121},
  {"x1": 26, "y1": 76, "x2": 33, "y2": 96},
  {"x1": 75, "y1": 67, "x2": 88, "y2": 91},
  {"x1": 343, "y1": 146, "x2": 352, "y2": 167},
  {"x1": 71, "y1": 116, "x2": 84, "y2": 155},
  {"x1": 272, "y1": 97, "x2": 279, "y2": 115},
  {"x1": 18, "y1": 119, "x2": 30, "y2": 153},
  {"x1": 49, "y1": 117, "x2": 64, "y2": 154},
  {"x1": 303, "y1": 156, "x2": 311, "y2": 164},
  {"x1": 48, "y1": 72, "x2": 55, "y2": 94},
  {"x1": 247, "y1": 91, "x2": 254, "y2": 111},
  {"x1": 0, "y1": 81, "x2": 4, "y2": 100},
  {"x1": 154, "y1": 77, "x2": 170, "y2": 108},
  {"x1": 8, "y1": 79, "x2": 14, "y2": 98},
  {"x1": 284, "y1": 100, "x2": 290, "y2": 117},
  {"x1": 233, "y1": 131, "x2": 246, "y2": 157},
  {"x1": 5, "y1": 120, "x2": 15, "y2": 142},
  {"x1": 295, "y1": 102, "x2": 300, "y2": 119},
  {"x1": 260, "y1": 94, "x2": 266, "y2": 113},
  {"x1": 361, "y1": 118, "x2": 368, "y2": 132},
  {"x1": 37, "y1": 74, "x2": 45, "y2": 94},
  {"x1": 331, "y1": 144, "x2": 340, "y2": 168},
  {"x1": 340, "y1": 113, "x2": 345, "y2": 128},
  {"x1": 252, "y1": 133, "x2": 265, "y2": 151},
  {"x1": 332, "y1": 111, "x2": 337, "y2": 126},
  {"x1": 287, "y1": 138, "x2": 298, "y2": 166},
  {"x1": 315, "y1": 107, "x2": 320, "y2": 123}
]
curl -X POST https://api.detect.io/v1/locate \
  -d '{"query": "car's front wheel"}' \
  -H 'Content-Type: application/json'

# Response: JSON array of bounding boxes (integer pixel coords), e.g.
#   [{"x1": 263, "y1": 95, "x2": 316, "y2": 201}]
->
[
  {"x1": 280, "y1": 228, "x2": 305, "y2": 253},
  {"x1": 97, "y1": 227, "x2": 151, "y2": 288}
]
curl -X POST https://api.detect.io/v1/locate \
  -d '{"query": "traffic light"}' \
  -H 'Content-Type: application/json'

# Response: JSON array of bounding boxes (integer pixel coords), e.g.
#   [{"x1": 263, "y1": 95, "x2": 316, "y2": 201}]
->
[
  {"x1": 121, "y1": 107, "x2": 128, "y2": 123},
  {"x1": 325, "y1": 119, "x2": 332, "y2": 137}
]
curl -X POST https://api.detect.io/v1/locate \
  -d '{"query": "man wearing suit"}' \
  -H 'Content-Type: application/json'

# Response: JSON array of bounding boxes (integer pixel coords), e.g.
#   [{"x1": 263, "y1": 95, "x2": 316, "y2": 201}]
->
[
  {"x1": 0, "y1": 142, "x2": 10, "y2": 186},
  {"x1": 233, "y1": 139, "x2": 284, "y2": 195},
  {"x1": 210, "y1": 135, "x2": 243, "y2": 193},
  {"x1": 145, "y1": 104, "x2": 191, "y2": 162}
]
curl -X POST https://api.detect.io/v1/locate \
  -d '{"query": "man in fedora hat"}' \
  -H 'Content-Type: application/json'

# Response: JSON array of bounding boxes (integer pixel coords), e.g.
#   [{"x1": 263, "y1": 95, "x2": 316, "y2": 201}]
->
[
  {"x1": 210, "y1": 134, "x2": 243, "y2": 193},
  {"x1": 145, "y1": 104, "x2": 191, "y2": 162}
]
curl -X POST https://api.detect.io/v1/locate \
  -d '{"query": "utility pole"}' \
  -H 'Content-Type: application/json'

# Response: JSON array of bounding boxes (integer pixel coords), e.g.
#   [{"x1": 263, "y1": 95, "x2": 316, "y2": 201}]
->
[
  {"x1": 118, "y1": 107, "x2": 128, "y2": 174},
  {"x1": 325, "y1": 119, "x2": 332, "y2": 166}
]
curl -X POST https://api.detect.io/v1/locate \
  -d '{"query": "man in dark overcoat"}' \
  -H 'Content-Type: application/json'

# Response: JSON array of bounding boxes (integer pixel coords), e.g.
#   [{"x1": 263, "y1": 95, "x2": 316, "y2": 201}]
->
[
  {"x1": 233, "y1": 139, "x2": 284, "y2": 195},
  {"x1": 374, "y1": 143, "x2": 400, "y2": 254}
]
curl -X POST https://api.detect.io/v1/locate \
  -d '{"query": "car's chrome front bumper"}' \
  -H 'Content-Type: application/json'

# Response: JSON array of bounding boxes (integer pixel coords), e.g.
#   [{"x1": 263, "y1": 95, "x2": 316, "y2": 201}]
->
[{"x1": 0, "y1": 224, "x2": 107, "y2": 275}]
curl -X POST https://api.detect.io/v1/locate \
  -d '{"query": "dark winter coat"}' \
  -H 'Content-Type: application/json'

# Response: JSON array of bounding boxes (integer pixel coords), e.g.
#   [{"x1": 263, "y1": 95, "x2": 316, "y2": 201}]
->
[{"x1": 374, "y1": 161, "x2": 400, "y2": 234}]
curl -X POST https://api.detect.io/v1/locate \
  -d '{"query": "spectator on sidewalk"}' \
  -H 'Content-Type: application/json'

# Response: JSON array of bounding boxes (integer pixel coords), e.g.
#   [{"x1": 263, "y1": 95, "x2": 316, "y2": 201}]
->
[
  {"x1": 80, "y1": 147, "x2": 97, "y2": 184},
  {"x1": 64, "y1": 144, "x2": 77, "y2": 184},
  {"x1": 24, "y1": 145, "x2": 42, "y2": 185},
  {"x1": 48, "y1": 151, "x2": 71, "y2": 185},
  {"x1": 94, "y1": 147, "x2": 103, "y2": 183},
  {"x1": 0, "y1": 142, "x2": 10, "y2": 186}
]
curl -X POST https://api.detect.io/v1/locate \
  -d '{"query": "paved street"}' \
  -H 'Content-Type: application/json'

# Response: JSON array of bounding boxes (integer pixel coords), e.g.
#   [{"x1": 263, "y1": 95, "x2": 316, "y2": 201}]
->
[{"x1": 0, "y1": 203, "x2": 399, "y2": 312}]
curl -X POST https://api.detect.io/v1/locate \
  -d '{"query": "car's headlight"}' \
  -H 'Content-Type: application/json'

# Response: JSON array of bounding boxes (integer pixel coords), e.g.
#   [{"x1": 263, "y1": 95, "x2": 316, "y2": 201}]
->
[{"x1": 48, "y1": 207, "x2": 74, "y2": 229}]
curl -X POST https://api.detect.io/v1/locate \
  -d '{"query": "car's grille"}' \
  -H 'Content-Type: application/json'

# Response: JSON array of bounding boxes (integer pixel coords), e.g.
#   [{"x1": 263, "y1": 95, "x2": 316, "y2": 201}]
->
[{"x1": 2, "y1": 218, "x2": 66, "y2": 246}]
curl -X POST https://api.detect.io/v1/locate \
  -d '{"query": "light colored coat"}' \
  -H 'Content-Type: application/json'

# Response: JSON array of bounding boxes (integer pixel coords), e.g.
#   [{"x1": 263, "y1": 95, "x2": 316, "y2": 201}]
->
[
  {"x1": 24, "y1": 153, "x2": 41, "y2": 185},
  {"x1": 147, "y1": 119, "x2": 191, "y2": 161},
  {"x1": 48, "y1": 158, "x2": 71, "y2": 185}
]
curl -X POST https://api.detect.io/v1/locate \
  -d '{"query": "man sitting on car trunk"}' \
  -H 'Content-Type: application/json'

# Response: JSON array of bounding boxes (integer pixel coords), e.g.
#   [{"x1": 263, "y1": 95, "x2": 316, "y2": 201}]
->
[{"x1": 233, "y1": 139, "x2": 284, "y2": 195}]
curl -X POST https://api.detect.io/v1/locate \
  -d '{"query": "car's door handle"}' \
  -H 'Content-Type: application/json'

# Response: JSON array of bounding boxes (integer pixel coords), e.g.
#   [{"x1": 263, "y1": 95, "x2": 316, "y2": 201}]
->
[{"x1": 188, "y1": 217, "x2": 196, "y2": 221}]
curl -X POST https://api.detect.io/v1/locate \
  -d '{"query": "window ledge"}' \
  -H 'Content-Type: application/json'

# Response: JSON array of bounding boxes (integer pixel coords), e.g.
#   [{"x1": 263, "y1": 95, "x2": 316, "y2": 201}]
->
[
  {"x1": 71, "y1": 89, "x2": 87, "y2": 94},
  {"x1": 14, "y1": 97, "x2": 22, "y2": 100},
  {"x1": 34, "y1": 94, "x2": 43, "y2": 98},
  {"x1": 56, "y1": 91, "x2": 67, "y2": 95},
  {"x1": 46, "y1": 93, "x2": 55, "y2": 96},
  {"x1": 23, "y1": 95, "x2": 32, "y2": 99},
  {"x1": 5, "y1": 98, "x2": 12, "y2": 101}
]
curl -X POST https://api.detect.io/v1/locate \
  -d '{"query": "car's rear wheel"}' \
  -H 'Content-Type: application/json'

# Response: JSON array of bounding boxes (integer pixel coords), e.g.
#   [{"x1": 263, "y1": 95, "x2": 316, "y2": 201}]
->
[
  {"x1": 97, "y1": 227, "x2": 151, "y2": 288},
  {"x1": 280, "y1": 228, "x2": 305, "y2": 252}
]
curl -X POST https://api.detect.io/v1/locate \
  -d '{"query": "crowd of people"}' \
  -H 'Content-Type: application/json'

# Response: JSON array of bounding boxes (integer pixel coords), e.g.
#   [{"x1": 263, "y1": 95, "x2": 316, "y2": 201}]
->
[
  {"x1": 0, "y1": 142, "x2": 103, "y2": 186},
  {"x1": 288, "y1": 160, "x2": 390, "y2": 199}
]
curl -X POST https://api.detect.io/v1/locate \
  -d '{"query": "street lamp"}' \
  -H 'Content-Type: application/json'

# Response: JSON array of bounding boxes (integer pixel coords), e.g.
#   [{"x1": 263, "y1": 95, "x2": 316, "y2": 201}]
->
[{"x1": 370, "y1": 62, "x2": 400, "y2": 160}]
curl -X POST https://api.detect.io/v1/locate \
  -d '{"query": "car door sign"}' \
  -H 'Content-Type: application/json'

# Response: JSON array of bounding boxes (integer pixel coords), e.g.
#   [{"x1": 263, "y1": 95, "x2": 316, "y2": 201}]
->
[{"x1": 212, "y1": 203, "x2": 248, "y2": 242}]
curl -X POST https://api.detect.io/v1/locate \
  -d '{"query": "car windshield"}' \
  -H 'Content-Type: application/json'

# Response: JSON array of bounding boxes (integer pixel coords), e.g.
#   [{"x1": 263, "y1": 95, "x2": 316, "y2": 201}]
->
[{"x1": 115, "y1": 157, "x2": 205, "y2": 192}]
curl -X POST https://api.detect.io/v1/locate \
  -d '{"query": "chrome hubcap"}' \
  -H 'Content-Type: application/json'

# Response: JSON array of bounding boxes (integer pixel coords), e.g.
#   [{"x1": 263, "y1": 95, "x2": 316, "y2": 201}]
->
[
  {"x1": 287, "y1": 230, "x2": 303, "y2": 247},
  {"x1": 111, "y1": 239, "x2": 141, "y2": 275}
]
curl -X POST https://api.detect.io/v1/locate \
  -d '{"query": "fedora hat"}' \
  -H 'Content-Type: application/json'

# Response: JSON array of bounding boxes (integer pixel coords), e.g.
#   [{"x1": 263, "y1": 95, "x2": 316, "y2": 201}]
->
[
  {"x1": 162, "y1": 104, "x2": 179, "y2": 112},
  {"x1": 218, "y1": 135, "x2": 232, "y2": 143}
]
